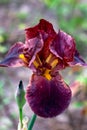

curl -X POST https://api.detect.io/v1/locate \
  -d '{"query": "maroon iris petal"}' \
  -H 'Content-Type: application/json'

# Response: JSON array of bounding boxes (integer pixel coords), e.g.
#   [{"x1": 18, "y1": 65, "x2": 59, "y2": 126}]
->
[
  {"x1": 68, "y1": 50, "x2": 87, "y2": 66},
  {"x1": 50, "y1": 30, "x2": 76, "y2": 62},
  {"x1": 25, "y1": 19, "x2": 56, "y2": 40},
  {"x1": 25, "y1": 19, "x2": 57, "y2": 67},
  {"x1": 0, "y1": 42, "x2": 25, "y2": 67},
  {"x1": 25, "y1": 36, "x2": 44, "y2": 67},
  {"x1": 26, "y1": 74, "x2": 72, "y2": 118}
]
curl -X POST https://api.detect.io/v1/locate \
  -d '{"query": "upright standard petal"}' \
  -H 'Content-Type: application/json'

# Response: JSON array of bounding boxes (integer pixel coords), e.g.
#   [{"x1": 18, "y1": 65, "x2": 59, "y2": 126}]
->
[
  {"x1": 24, "y1": 19, "x2": 57, "y2": 70},
  {"x1": 25, "y1": 19, "x2": 56, "y2": 40},
  {"x1": 26, "y1": 73, "x2": 72, "y2": 118},
  {"x1": 50, "y1": 30, "x2": 76, "y2": 61},
  {"x1": 24, "y1": 35, "x2": 44, "y2": 67},
  {"x1": 0, "y1": 42, "x2": 25, "y2": 67}
]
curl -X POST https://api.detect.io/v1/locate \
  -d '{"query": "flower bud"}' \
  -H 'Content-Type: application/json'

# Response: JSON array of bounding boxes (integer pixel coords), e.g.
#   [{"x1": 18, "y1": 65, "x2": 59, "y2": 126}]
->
[{"x1": 15, "y1": 80, "x2": 26, "y2": 109}]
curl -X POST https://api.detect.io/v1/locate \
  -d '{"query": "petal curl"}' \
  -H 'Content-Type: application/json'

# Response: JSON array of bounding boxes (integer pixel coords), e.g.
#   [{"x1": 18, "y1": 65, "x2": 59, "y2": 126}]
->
[
  {"x1": 50, "y1": 30, "x2": 76, "y2": 62},
  {"x1": 26, "y1": 73, "x2": 72, "y2": 118},
  {"x1": 68, "y1": 50, "x2": 87, "y2": 66},
  {"x1": 25, "y1": 19, "x2": 57, "y2": 68},
  {"x1": 0, "y1": 42, "x2": 25, "y2": 67},
  {"x1": 25, "y1": 36, "x2": 44, "y2": 67}
]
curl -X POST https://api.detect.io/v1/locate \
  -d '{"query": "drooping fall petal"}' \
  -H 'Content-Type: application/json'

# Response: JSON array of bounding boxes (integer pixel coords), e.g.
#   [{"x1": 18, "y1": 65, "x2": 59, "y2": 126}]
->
[
  {"x1": 26, "y1": 74, "x2": 72, "y2": 118},
  {"x1": 68, "y1": 50, "x2": 87, "y2": 66},
  {"x1": 0, "y1": 42, "x2": 25, "y2": 67}
]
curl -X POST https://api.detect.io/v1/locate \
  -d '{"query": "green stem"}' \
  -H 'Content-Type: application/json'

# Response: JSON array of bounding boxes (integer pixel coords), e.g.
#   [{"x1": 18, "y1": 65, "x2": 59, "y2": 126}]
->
[
  {"x1": 19, "y1": 108, "x2": 23, "y2": 128},
  {"x1": 28, "y1": 114, "x2": 37, "y2": 130}
]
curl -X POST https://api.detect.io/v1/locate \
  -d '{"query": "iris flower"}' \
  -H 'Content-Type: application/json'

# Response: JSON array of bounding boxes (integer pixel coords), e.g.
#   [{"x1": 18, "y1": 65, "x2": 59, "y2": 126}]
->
[{"x1": 0, "y1": 19, "x2": 87, "y2": 118}]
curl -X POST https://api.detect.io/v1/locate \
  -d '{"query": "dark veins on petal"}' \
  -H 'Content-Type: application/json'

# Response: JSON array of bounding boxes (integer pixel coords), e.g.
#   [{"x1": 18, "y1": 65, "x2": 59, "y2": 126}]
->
[
  {"x1": 50, "y1": 30, "x2": 76, "y2": 62},
  {"x1": 26, "y1": 73, "x2": 72, "y2": 118}
]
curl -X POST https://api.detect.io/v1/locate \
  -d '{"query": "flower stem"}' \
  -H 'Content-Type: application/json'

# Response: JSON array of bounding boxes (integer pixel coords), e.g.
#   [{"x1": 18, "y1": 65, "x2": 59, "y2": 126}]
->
[
  {"x1": 28, "y1": 114, "x2": 37, "y2": 130},
  {"x1": 19, "y1": 108, "x2": 23, "y2": 128}
]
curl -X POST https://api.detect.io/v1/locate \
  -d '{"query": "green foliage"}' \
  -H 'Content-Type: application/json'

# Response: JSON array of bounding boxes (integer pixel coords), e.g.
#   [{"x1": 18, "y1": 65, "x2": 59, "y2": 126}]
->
[
  {"x1": 0, "y1": 0, "x2": 11, "y2": 5},
  {"x1": 18, "y1": 23, "x2": 26, "y2": 30},
  {"x1": 0, "y1": 81, "x2": 11, "y2": 107},
  {"x1": 77, "y1": 76, "x2": 87, "y2": 86},
  {"x1": 43, "y1": 0, "x2": 87, "y2": 57},
  {"x1": 0, "y1": 27, "x2": 9, "y2": 43},
  {"x1": 16, "y1": 12, "x2": 28, "y2": 21},
  {"x1": 0, "y1": 45, "x2": 7, "y2": 53},
  {"x1": 73, "y1": 101, "x2": 84, "y2": 108},
  {"x1": 2, "y1": 97, "x2": 11, "y2": 105},
  {"x1": 72, "y1": 75, "x2": 87, "y2": 109},
  {"x1": 0, "y1": 81, "x2": 4, "y2": 97},
  {"x1": 77, "y1": 3, "x2": 87, "y2": 16}
]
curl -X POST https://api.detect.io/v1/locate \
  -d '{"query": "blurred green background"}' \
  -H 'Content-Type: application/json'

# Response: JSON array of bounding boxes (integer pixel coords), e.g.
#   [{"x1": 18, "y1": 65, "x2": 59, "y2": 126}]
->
[{"x1": 0, "y1": 0, "x2": 87, "y2": 130}]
